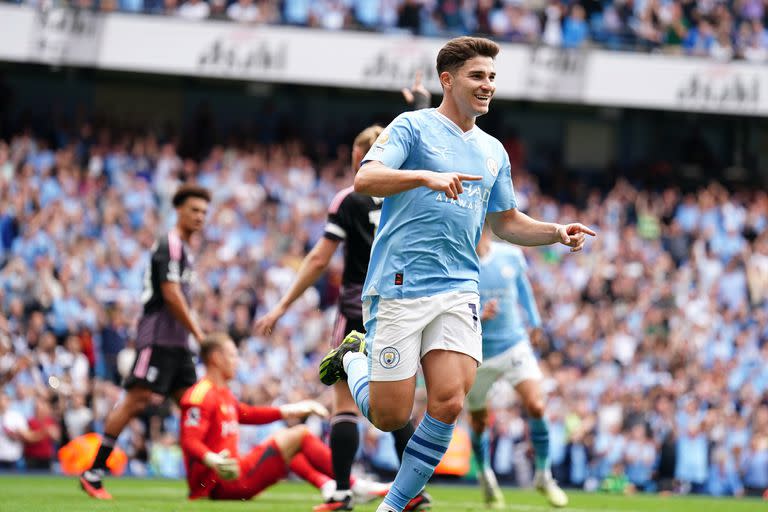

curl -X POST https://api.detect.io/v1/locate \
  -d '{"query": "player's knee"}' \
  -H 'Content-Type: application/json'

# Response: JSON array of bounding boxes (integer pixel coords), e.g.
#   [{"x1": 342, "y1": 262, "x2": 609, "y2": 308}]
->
[
  {"x1": 289, "y1": 424, "x2": 311, "y2": 441},
  {"x1": 126, "y1": 388, "x2": 152, "y2": 413},
  {"x1": 429, "y1": 395, "x2": 465, "y2": 424},
  {"x1": 526, "y1": 399, "x2": 545, "y2": 419},
  {"x1": 275, "y1": 425, "x2": 309, "y2": 461},
  {"x1": 372, "y1": 410, "x2": 411, "y2": 432},
  {"x1": 369, "y1": 389, "x2": 414, "y2": 431}
]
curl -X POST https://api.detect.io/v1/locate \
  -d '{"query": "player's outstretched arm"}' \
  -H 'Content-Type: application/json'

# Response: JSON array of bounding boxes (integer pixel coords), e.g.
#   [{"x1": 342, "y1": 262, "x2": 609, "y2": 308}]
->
[
  {"x1": 254, "y1": 237, "x2": 339, "y2": 336},
  {"x1": 279, "y1": 400, "x2": 330, "y2": 420},
  {"x1": 486, "y1": 208, "x2": 595, "y2": 251},
  {"x1": 237, "y1": 403, "x2": 284, "y2": 425},
  {"x1": 236, "y1": 400, "x2": 328, "y2": 424},
  {"x1": 355, "y1": 161, "x2": 481, "y2": 199}
]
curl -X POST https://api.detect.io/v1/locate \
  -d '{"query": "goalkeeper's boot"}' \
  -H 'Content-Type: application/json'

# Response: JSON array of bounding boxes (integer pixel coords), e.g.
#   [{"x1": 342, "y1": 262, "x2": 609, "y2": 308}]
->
[
  {"x1": 80, "y1": 469, "x2": 112, "y2": 500},
  {"x1": 319, "y1": 330, "x2": 366, "y2": 386}
]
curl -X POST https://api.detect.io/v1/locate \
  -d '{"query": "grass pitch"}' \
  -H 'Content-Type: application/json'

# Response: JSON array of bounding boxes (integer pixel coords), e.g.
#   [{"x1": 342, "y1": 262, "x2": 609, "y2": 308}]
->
[{"x1": 0, "y1": 475, "x2": 762, "y2": 512}]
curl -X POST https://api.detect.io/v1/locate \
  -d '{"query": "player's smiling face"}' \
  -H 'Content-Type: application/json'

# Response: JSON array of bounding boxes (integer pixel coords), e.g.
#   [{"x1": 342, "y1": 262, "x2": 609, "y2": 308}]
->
[{"x1": 452, "y1": 56, "x2": 496, "y2": 118}]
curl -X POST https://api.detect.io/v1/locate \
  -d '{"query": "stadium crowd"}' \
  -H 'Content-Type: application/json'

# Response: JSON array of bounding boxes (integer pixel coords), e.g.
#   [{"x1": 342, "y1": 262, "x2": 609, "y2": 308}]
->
[
  {"x1": 4, "y1": 0, "x2": 768, "y2": 60},
  {"x1": 0, "y1": 119, "x2": 767, "y2": 497}
]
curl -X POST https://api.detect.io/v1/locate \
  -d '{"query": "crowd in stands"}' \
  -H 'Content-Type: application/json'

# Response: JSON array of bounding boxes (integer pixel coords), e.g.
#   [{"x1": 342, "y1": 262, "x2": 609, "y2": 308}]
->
[
  {"x1": 0, "y1": 118, "x2": 767, "y2": 497},
  {"x1": 4, "y1": 0, "x2": 768, "y2": 61}
]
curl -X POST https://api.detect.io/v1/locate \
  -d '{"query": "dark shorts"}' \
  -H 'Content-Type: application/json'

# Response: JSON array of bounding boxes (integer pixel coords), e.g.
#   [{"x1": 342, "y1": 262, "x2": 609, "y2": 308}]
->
[
  {"x1": 123, "y1": 345, "x2": 197, "y2": 396},
  {"x1": 330, "y1": 313, "x2": 365, "y2": 349}
]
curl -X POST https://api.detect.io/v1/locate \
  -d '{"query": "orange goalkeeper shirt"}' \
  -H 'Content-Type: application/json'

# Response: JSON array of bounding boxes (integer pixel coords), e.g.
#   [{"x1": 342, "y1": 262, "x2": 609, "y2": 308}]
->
[{"x1": 179, "y1": 377, "x2": 283, "y2": 498}]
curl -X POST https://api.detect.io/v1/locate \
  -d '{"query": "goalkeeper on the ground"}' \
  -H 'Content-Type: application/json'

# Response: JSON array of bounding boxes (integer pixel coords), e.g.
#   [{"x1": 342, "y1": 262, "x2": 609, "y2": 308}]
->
[{"x1": 180, "y1": 333, "x2": 387, "y2": 502}]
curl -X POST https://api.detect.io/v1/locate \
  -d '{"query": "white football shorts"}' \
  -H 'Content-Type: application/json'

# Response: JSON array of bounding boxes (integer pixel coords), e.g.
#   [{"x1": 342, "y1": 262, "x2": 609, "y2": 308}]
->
[
  {"x1": 363, "y1": 290, "x2": 482, "y2": 382},
  {"x1": 466, "y1": 341, "x2": 543, "y2": 412}
]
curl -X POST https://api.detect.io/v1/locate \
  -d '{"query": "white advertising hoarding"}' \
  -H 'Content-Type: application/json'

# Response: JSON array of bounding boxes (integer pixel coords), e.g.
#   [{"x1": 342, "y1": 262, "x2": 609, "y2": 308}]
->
[
  {"x1": 98, "y1": 15, "x2": 529, "y2": 97},
  {"x1": 584, "y1": 51, "x2": 768, "y2": 116},
  {"x1": 0, "y1": 5, "x2": 34, "y2": 63},
  {"x1": 29, "y1": 7, "x2": 105, "y2": 65},
  {"x1": 1, "y1": 4, "x2": 767, "y2": 115}
]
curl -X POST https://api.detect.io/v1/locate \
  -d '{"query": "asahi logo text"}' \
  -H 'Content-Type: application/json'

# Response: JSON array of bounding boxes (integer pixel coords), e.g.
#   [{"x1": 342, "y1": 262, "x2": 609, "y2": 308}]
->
[
  {"x1": 527, "y1": 47, "x2": 585, "y2": 100},
  {"x1": 36, "y1": 7, "x2": 100, "y2": 39},
  {"x1": 198, "y1": 38, "x2": 288, "y2": 76},
  {"x1": 362, "y1": 51, "x2": 436, "y2": 86},
  {"x1": 677, "y1": 72, "x2": 759, "y2": 111},
  {"x1": 33, "y1": 7, "x2": 102, "y2": 64}
]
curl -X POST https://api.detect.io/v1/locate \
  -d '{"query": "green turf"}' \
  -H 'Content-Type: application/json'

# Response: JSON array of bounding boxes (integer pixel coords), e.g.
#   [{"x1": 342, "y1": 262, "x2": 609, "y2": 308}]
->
[{"x1": 0, "y1": 476, "x2": 761, "y2": 512}]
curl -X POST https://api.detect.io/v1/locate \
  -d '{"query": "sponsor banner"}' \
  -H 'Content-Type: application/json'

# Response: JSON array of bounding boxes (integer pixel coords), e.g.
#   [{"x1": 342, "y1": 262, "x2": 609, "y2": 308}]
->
[
  {"x1": 2, "y1": 5, "x2": 768, "y2": 115},
  {"x1": 0, "y1": 4, "x2": 104, "y2": 65},
  {"x1": 526, "y1": 46, "x2": 587, "y2": 102},
  {"x1": 98, "y1": 15, "x2": 529, "y2": 98},
  {"x1": 0, "y1": 5, "x2": 35, "y2": 62},
  {"x1": 584, "y1": 51, "x2": 768, "y2": 116},
  {"x1": 28, "y1": 7, "x2": 104, "y2": 65}
]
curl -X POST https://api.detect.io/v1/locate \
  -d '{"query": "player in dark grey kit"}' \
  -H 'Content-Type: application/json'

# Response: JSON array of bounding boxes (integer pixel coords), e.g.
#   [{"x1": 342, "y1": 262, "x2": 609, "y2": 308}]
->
[{"x1": 80, "y1": 184, "x2": 210, "y2": 500}]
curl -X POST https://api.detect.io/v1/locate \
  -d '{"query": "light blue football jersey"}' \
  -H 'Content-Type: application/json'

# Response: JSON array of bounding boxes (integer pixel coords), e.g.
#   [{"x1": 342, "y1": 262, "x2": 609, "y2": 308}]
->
[
  {"x1": 479, "y1": 241, "x2": 541, "y2": 359},
  {"x1": 361, "y1": 108, "x2": 517, "y2": 300}
]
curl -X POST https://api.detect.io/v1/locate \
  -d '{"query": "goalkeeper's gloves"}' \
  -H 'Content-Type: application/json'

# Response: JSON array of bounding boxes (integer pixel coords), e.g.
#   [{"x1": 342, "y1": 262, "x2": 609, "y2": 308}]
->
[
  {"x1": 279, "y1": 400, "x2": 329, "y2": 419},
  {"x1": 202, "y1": 449, "x2": 240, "y2": 480}
]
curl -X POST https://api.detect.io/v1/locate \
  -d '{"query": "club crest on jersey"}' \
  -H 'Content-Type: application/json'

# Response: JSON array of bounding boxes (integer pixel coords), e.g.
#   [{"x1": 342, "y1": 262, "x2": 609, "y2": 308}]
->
[
  {"x1": 486, "y1": 157, "x2": 499, "y2": 177},
  {"x1": 377, "y1": 132, "x2": 390, "y2": 145},
  {"x1": 379, "y1": 347, "x2": 400, "y2": 369}
]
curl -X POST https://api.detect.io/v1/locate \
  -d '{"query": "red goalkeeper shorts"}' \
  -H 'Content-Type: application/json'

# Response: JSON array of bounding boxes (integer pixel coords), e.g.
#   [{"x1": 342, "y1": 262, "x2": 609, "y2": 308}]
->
[{"x1": 210, "y1": 439, "x2": 288, "y2": 500}]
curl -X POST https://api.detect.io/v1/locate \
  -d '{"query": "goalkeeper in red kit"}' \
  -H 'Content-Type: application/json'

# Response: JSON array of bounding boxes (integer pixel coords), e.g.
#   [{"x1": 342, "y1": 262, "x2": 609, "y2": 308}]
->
[{"x1": 181, "y1": 333, "x2": 385, "y2": 501}]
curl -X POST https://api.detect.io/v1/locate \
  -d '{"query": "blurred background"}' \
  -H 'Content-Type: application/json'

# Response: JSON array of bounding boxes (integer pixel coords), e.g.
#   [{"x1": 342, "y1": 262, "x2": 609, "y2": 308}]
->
[{"x1": 0, "y1": 0, "x2": 767, "y2": 499}]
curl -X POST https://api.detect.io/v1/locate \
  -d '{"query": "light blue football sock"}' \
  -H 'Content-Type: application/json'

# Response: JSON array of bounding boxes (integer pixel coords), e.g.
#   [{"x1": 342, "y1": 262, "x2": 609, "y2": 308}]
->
[
  {"x1": 383, "y1": 413, "x2": 454, "y2": 511},
  {"x1": 343, "y1": 352, "x2": 370, "y2": 420}
]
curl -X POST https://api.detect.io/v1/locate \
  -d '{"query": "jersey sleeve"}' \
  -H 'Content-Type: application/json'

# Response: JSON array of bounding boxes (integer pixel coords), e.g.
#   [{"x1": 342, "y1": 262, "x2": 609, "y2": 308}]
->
[
  {"x1": 324, "y1": 189, "x2": 353, "y2": 242},
  {"x1": 487, "y1": 152, "x2": 517, "y2": 213},
  {"x1": 362, "y1": 113, "x2": 416, "y2": 169},
  {"x1": 236, "y1": 403, "x2": 283, "y2": 425},
  {"x1": 154, "y1": 237, "x2": 182, "y2": 284},
  {"x1": 180, "y1": 395, "x2": 214, "y2": 462}
]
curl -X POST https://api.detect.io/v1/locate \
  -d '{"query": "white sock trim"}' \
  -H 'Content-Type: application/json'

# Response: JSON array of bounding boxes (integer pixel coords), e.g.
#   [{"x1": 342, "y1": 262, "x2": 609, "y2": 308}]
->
[{"x1": 342, "y1": 351, "x2": 365, "y2": 373}]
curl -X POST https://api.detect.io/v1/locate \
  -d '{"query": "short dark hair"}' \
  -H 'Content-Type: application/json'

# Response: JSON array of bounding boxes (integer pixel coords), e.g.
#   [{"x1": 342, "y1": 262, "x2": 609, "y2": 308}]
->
[
  {"x1": 199, "y1": 332, "x2": 232, "y2": 364},
  {"x1": 172, "y1": 184, "x2": 211, "y2": 208},
  {"x1": 436, "y1": 37, "x2": 500, "y2": 75}
]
